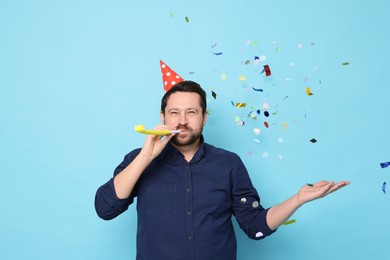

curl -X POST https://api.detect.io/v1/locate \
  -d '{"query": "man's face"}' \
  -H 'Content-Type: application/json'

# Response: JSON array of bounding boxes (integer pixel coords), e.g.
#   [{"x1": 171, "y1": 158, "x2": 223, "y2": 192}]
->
[{"x1": 161, "y1": 92, "x2": 206, "y2": 146}]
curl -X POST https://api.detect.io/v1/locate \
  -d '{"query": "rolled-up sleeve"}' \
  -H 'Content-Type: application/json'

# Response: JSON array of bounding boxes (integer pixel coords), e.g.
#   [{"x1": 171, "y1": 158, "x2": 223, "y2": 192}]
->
[
  {"x1": 231, "y1": 156, "x2": 277, "y2": 240},
  {"x1": 94, "y1": 150, "x2": 139, "y2": 220}
]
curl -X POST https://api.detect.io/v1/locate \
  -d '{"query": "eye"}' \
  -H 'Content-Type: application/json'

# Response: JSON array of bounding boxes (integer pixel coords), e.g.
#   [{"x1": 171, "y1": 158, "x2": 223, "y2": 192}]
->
[
  {"x1": 169, "y1": 111, "x2": 178, "y2": 115},
  {"x1": 188, "y1": 110, "x2": 197, "y2": 114}
]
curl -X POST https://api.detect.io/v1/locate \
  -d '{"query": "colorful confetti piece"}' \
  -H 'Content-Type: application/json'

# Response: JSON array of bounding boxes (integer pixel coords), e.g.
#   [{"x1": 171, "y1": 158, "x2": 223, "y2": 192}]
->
[
  {"x1": 264, "y1": 122, "x2": 269, "y2": 128},
  {"x1": 283, "y1": 219, "x2": 296, "y2": 225},
  {"x1": 342, "y1": 61, "x2": 349, "y2": 66},
  {"x1": 264, "y1": 111, "x2": 269, "y2": 117},
  {"x1": 221, "y1": 73, "x2": 227, "y2": 80},
  {"x1": 213, "y1": 52, "x2": 223, "y2": 56},
  {"x1": 380, "y1": 162, "x2": 390, "y2": 168},
  {"x1": 382, "y1": 182, "x2": 387, "y2": 194},
  {"x1": 211, "y1": 91, "x2": 217, "y2": 99},
  {"x1": 310, "y1": 138, "x2": 317, "y2": 143},
  {"x1": 239, "y1": 75, "x2": 247, "y2": 81},
  {"x1": 185, "y1": 16, "x2": 189, "y2": 22},
  {"x1": 235, "y1": 102, "x2": 247, "y2": 108},
  {"x1": 252, "y1": 87, "x2": 263, "y2": 92},
  {"x1": 306, "y1": 87, "x2": 314, "y2": 96},
  {"x1": 263, "y1": 65, "x2": 271, "y2": 76},
  {"x1": 253, "y1": 128, "x2": 261, "y2": 135}
]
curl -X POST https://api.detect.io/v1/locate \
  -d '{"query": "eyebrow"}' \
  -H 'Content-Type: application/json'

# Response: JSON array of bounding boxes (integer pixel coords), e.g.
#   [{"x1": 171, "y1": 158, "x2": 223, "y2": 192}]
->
[{"x1": 167, "y1": 108, "x2": 199, "y2": 113}]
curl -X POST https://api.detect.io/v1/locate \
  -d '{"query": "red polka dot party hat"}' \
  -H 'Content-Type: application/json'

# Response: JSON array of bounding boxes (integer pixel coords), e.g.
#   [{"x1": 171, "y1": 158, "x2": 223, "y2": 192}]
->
[{"x1": 160, "y1": 60, "x2": 184, "y2": 92}]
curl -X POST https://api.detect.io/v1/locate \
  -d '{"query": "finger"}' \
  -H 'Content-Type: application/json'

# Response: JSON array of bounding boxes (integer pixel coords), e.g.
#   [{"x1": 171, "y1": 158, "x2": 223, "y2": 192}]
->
[
  {"x1": 322, "y1": 181, "x2": 350, "y2": 197},
  {"x1": 312, "y1": 180, "x2": 330, "y2": 187}
]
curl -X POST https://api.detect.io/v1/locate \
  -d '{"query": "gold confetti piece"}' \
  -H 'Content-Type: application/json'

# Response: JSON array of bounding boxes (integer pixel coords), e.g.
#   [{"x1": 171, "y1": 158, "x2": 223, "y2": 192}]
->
[
  {"x1": 239, "y1": 75, "x2": 247, "y2": 81},
  {"x1": 283, "y1": 219, "x2": 296, "y2": 225},
  {"x1": 235, "y1": 102, "x2": 247, "y2": 108},
  {"x1": 306, "y1": 87, "x2": 313, "y2": 96},
  {"x1": 185, "y1": 16, "x2": 189, "y2": 23},
  {"x1": 342, "y1": 61, "x2": 349, "y2": 65},
  {"x1": 169, "y1": 12, "x2": 175, "y2": 17},
  {"x1": 221, "y1": 73, "x2": 227, "y2": 80},
  {"x1": 281, "y1": 122, "x2": 288, "y2": 128}
]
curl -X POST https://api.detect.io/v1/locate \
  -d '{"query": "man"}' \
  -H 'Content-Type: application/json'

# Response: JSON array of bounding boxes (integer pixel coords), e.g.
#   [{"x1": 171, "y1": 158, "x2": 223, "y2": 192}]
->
[{"x1": 95, "y1": 80, "x2": 349, "y2": 260}]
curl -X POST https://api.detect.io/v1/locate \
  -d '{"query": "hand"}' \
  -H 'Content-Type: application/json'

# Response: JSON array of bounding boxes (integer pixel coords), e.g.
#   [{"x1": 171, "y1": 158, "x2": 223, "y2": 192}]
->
[
  {"x1": 296, "y1": 180, "x2": 350, "y2": 205},
  {"x1": 139, "y1": 125, "x2": 176, "y2": 160}
]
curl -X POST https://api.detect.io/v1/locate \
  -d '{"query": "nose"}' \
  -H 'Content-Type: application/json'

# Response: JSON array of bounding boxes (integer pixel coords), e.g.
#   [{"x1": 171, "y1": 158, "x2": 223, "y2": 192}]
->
[{"x1": 178, "y1": 112, "x2": 188, "y2": 125}]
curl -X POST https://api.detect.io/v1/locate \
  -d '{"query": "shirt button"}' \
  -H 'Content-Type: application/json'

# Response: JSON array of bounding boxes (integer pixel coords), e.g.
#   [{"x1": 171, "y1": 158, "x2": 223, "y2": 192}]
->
[
  {"x1": 188, "y1": 235, "x2": 193, "y2": 240},
  {"x1": 185, "y1": 166, "x2": 190, "y2": 170},
  {"x1": 187, "y1": 211, "x2": 191, "y2": 215},
  {"x1": 186, "y1": 188, "x2": 191, "y2": 192}
]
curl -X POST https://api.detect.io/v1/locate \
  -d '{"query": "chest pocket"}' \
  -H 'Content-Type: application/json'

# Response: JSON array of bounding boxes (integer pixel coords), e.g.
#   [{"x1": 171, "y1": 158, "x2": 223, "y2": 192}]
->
[{"x1": 146, "y1": 183, "x2": 177, "y2": 218}]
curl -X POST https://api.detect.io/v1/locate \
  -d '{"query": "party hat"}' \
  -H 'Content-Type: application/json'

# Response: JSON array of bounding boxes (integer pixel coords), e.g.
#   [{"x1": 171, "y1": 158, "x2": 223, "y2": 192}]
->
[{"x1": 160, "y1": 60, "x2": 184, "y2": 92}]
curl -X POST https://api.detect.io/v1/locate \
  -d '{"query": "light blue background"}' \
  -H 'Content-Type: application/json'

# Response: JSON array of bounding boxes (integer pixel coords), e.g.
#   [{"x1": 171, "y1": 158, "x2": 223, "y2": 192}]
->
[{"x1": 1, "y1": 1, "x2": 389, "y2": 259}]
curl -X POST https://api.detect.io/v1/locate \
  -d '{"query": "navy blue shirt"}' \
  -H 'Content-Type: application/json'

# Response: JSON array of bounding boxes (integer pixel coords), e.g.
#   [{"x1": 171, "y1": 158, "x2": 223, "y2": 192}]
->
[{"x1": 95, "y1": 137, "x2": 276, "y2": 259}]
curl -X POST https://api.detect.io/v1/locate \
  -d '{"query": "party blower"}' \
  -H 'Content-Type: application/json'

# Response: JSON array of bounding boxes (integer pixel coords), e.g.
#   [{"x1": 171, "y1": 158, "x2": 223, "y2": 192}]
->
[{"x1": 134, "y1": 125, "x2": 181, "y2": 136}]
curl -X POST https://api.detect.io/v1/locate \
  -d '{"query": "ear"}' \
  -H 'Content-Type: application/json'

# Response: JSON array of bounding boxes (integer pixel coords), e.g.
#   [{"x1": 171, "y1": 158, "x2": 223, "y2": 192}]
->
[
  {"x1": 160, "y1": 111, "x2": 165, "y2": 124},
  {"x1": 202, "y1": 111, "x2": 207, "y2": 126}
]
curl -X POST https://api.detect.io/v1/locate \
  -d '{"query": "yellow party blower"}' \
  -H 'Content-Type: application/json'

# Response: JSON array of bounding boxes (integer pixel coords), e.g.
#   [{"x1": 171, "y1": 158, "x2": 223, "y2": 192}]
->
[{"x1": 134, "y1": 125, "x2": 181, "y2": 136}]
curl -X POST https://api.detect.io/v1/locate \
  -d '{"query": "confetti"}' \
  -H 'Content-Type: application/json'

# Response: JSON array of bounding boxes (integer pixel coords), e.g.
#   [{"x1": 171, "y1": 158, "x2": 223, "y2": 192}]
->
[
  {"x1": 211, "y1": 91, "x2": 217, "y2": 99},
  {"x1": 244, "y1": 60, "x2": 250, "y2": 65},
  {"x1": 263, "y1": 65, "x2": 271, "y2": 76},
  {"x1": 185, "y1": 16, "x2": 189, "y2": 22},
  {"x1": 236, "y1": 120, "x2": 245, "y2": 126},
  {"x1": 262, "y1": 152, "x2": 269, "y2": 158},
  {"x1": 213, "y1": 52, "x2": 223, "y2": 55},
  {"x1": 189, "y1": 71, "x2": 195, "y2": 74},
  {"x1": 281, "y1": 122, "x2": 288, "y2": 128},
  {"x1": 342, "y1": 61, "x2": 349, "y2": 66},
  {"x1": 277, "y1": 155, "x2": 283, "y2": 160},
  {"x1": 259, "y1": 55, "x2": 266, "y2": 62},
  {"x1": 298, "y1": 43, "x2": 303, "y2": 49},
  {"x1": 221, "y1": 74, "x2": 227, "y2": 80},
  {"x1": 278, "y1": 137, "x2": 284, "y2": 143},
  {"x1": 306, "y1": 87, "x2": 314, "y2": 96},
  {"x1": 264, "y1": 122, "x2": 269, "y2": 128},
  {"x1": 239, "y1": 75, "x2": 247, "y2": 81},
  {"x1": 283, "y1": 219, "x2": 296, "y2": 226},
  {"x1": 253, "y1": 128, "x2": 261, "y2": 135},
  {"x1": 264, "y1": 111, "x2": 269, "y2": 117},
  {"x1": 252, "y1": 87, "x2": 263, "y2": 92},
  {"x1": 256, "y1": 109, "x2": 261, "y2": 115},
  {"x1": 380, "y1": 162, "x2": 390, "y2": 168},
  {"x1": 254, "y1": 56, "x2": 260, "y2": 65},
  {"x1": 235, "y1": 102, "x2": 247, "y2": 108},
  {"x1": 262, "y1": 102, "x2": 270, "y2": 110},
  {"x1": 382, "y1": 182, "x2": 387, "y2": 194},
  {"x1": 169, "y1": 12, "x2": 175, "y2": 17},
  {"x1": 310, "y1": 138, "x2": 317, "y2": 143},
  {"x1": 253, "y1": 139, "x2": 260, "y2": 143},
  {"x1": 211, "y1": 43, "x2": 217, "y2": 48}
]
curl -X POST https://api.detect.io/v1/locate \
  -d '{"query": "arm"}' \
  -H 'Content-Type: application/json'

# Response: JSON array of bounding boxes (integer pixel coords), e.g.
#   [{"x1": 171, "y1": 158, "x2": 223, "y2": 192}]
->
[
  {"x1": 113, "y1": 125, "x2": 175, "y2": 199},
  {"x1": 266, "y1": 180, "x2": 350, "y2": 230},
  {"x1": 95, "y1": 125, "x2": 176, "y2": 220}
]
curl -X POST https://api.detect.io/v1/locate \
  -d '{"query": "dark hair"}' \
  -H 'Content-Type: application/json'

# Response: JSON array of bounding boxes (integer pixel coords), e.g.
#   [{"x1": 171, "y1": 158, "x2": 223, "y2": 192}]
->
[{"x1": 161, "y1": 80, "x2": 207, "y2": 115}]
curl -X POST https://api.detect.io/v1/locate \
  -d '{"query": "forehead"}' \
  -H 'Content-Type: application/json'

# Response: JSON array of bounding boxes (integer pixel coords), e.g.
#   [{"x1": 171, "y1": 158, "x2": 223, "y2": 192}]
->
[{"x1": 166, "y1": 92, "x2": 201, "y2": 109}]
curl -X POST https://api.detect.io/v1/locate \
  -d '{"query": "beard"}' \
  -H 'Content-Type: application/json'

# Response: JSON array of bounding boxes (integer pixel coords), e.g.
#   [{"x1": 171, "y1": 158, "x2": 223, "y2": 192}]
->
[{"x1": 170, "y1": 126, "x2": 203, "y2": 146}]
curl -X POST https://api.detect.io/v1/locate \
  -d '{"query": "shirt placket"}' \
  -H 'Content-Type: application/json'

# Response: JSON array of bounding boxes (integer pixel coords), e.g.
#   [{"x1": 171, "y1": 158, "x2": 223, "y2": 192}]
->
[{"x1": 184, "y1": 163, "x2": 195, "y2": 259}]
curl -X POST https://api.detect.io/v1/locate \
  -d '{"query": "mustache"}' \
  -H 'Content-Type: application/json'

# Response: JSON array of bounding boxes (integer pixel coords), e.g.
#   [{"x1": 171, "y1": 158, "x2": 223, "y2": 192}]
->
[{"x1": 175, "y1": 125, "x2": 192, "y2": 131}]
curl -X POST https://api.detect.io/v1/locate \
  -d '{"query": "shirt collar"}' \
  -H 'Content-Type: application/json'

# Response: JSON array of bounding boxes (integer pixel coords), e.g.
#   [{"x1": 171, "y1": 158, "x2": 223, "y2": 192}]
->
[{"x1": 159, "y1": 135, "x2": 206, "y2": 164}]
